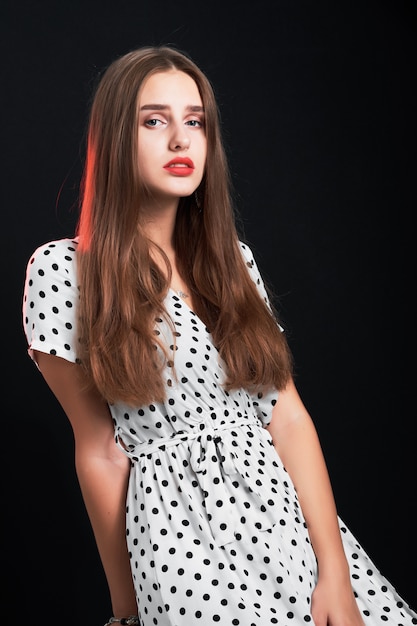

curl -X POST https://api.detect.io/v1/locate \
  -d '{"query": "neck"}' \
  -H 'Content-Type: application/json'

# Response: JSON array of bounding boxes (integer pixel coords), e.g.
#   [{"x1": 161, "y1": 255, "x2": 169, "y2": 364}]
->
[{"x1": 142, "y1": 198, "x2": 179, "y2": 250}]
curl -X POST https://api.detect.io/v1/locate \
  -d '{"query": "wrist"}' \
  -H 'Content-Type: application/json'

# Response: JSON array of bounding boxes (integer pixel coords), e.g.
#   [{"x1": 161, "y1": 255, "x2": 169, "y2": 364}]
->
[
  {"x1": 317, "y1": 555, "x2": 351, "y2": 580},
  {"x1": 104, "y1": 616, "x2": 139, "y2": 626}
]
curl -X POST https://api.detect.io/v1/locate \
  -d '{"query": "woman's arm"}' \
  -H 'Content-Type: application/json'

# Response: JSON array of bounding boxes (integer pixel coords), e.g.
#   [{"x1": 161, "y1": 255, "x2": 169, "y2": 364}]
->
[
  {"x1": 267, "y1": 377, "x2": 365, "y2": 625},
  {"x1": 35, "y1": 351, "x2": 137, "y2": 618}
]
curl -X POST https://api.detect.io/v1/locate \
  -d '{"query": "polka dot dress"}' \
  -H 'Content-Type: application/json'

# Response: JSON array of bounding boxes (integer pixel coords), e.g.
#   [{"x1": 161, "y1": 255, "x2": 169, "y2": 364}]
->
[{"x1": 23, "y1": 238, "x2": 417, "y2": 625}]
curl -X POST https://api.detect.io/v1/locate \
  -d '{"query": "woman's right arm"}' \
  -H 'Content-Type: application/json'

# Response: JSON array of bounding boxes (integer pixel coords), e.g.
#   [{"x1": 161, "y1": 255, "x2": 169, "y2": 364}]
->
[{"x1": 34, "y1": 351, "x2": 138, "y2": 619}]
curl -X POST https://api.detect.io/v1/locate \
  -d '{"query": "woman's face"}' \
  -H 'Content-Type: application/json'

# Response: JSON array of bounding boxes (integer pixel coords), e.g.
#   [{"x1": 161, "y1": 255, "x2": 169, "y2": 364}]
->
[{"x1": 137, "y1": 70, "x2": 207, "y2": 206}]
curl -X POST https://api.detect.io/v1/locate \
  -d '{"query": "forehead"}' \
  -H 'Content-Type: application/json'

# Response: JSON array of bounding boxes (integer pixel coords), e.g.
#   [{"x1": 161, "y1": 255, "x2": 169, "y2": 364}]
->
[{"x1": 139, "y1": 70, "x2": 202, "y2": 105}]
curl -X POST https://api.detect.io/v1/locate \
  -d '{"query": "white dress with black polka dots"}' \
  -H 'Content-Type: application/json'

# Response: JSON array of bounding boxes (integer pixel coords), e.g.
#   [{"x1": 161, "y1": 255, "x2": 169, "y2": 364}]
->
[{"x1": 23, "y1": 237, "x2": 416, "y2": 626}]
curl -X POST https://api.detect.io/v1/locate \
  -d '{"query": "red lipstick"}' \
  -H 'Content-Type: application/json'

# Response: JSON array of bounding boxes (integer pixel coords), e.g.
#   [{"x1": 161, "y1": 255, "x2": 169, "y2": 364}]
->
[{"x1": 163, "y1": 157, "x2": 195, "y2": 176}]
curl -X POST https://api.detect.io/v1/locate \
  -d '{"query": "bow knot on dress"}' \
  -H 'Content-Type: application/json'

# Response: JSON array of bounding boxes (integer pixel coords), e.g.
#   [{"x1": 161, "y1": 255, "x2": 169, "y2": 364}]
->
[{"x1": 124, "y1": 415, "x2": 280, "y2": 547}]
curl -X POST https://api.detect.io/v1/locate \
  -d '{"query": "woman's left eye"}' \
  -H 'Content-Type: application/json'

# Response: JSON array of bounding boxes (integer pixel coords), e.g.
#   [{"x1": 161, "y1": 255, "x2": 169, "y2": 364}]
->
[{"x1": 186, "y1": 119, "x2": 203, "y2": 127}]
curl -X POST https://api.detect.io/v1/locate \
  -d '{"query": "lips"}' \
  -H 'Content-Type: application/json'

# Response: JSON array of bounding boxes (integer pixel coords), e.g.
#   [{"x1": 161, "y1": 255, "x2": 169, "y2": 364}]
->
[{"x1": 163, "y1": 157, "x2": 195, "y2": 176}]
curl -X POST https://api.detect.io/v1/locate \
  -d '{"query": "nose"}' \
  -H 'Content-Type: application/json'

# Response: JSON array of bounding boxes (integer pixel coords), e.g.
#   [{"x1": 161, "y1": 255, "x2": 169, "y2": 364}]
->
[{"x1": 169, "y1": 124, "x2": 191, "y2": 151}]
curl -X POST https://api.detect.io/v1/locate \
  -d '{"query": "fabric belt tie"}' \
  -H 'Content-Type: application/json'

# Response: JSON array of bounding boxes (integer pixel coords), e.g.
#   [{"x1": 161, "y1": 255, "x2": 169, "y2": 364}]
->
[
  {"x1": 119, "y1": 416, "x2": 278, "y2": 547},
  {"x1": 188, "y1": 420, "x2": 245, "y2": 546}
]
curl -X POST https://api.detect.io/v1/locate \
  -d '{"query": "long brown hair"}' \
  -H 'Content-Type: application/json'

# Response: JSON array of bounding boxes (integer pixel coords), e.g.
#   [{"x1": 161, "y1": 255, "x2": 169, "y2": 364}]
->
[{"x1": 76, "y1": 45, "x2": 293, "y2": 405}]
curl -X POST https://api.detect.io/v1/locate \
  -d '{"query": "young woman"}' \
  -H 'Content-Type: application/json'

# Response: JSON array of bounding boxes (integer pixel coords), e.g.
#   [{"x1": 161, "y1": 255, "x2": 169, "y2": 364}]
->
[{"x1": 22, "y1": 45, "x2": 416, "y2": 626}]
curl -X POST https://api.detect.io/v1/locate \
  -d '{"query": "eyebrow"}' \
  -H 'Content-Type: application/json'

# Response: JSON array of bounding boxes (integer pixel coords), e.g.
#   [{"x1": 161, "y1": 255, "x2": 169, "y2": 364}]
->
[{"x1": 140, "y1": 104, "x2": 204, "y2": 112}]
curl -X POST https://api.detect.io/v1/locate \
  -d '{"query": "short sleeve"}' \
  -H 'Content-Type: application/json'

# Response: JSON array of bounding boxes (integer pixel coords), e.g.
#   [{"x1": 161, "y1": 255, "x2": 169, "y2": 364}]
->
[
  {"x1": 238, "y1": 241, "x2": 271, "y2": 308},
  {"x1": 239, "y1": 241, "x2": 280, "y2": 425},
  {"x1": 22, "y1": 237, "x2": 80, "y2": 365},
  {"x1": 251, "y1": 388, "x2": 278, "y2": 426},
  {"x1": 238, "y1": 240, "x2": 284, "y2": 331}
]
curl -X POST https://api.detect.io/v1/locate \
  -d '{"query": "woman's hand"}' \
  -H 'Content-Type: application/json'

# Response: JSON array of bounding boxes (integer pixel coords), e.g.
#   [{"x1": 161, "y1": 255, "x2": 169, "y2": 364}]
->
[{"x1": 311, "y1": 571, "x2": 365, "y2": 626}]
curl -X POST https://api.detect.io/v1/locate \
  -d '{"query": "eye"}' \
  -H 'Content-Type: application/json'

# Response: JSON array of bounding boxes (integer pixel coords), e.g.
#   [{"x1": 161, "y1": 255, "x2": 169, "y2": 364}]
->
[
  {"x1": 144, "y1": 117, "x2": 165, "y2": 127},
  {"x1": 185, "y1": 118, "x2": 204, "y2": 128}
]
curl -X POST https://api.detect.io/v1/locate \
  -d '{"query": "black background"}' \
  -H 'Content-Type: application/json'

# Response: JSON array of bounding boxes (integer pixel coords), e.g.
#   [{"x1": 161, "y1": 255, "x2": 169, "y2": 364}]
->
[{"x1": 2, "y1": 1, "x2": 416, "y2": 623}]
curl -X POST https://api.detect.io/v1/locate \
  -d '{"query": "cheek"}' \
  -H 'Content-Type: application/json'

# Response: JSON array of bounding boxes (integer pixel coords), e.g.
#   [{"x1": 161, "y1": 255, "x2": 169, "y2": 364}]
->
[
  {"x1": 199, "y1": 149, "x2": 207, "y2": 170},
  {"x1": 137, "y1": 140, "x2": 158, "y2": 171},
  {"x1": 196, "y1": 138, "x2": 207, "y2": 165},
  {"x1": 137, "y1": 141, "x2": 145, "y2": 167}
]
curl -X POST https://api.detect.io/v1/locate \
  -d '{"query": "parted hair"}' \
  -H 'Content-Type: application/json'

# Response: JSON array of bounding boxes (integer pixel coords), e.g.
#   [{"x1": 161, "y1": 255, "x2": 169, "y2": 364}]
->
[{"x1": 76, "y1": 45, "x2": 293, "y2": 406}]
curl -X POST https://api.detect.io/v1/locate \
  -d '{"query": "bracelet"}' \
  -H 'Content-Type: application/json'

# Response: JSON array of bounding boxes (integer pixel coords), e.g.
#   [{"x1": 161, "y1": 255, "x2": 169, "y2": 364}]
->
[{"x1": 104, "y1": 617, "x2": 139, "y2": 626}]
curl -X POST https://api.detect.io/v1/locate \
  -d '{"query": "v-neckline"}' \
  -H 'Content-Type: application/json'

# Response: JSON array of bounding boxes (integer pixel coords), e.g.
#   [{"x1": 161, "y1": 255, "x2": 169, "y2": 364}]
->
[{"x1": 168, "y1": 287, "x2": 197, "y2": 316}]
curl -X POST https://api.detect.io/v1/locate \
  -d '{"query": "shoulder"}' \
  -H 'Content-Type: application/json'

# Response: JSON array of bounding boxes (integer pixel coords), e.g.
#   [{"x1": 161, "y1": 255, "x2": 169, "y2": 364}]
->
[
  {"x1": 238, "y1": 240, "x2": 255, "y2": 265},
  {"x1": 24, "y1": 236, "x2": 80, "y2": 311},
  {"x1": 238, "y1": 240, "x2": 263, "y2": 283},
  {"x1": 28, "y1": 236, "x2": 79, "y2": 265},
  {"x1": 237, "y1": 239, "x2": 278, "y2": 316},
  {"x1": 26, "y1": 236, "x2": 79, "y2": 282}
]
